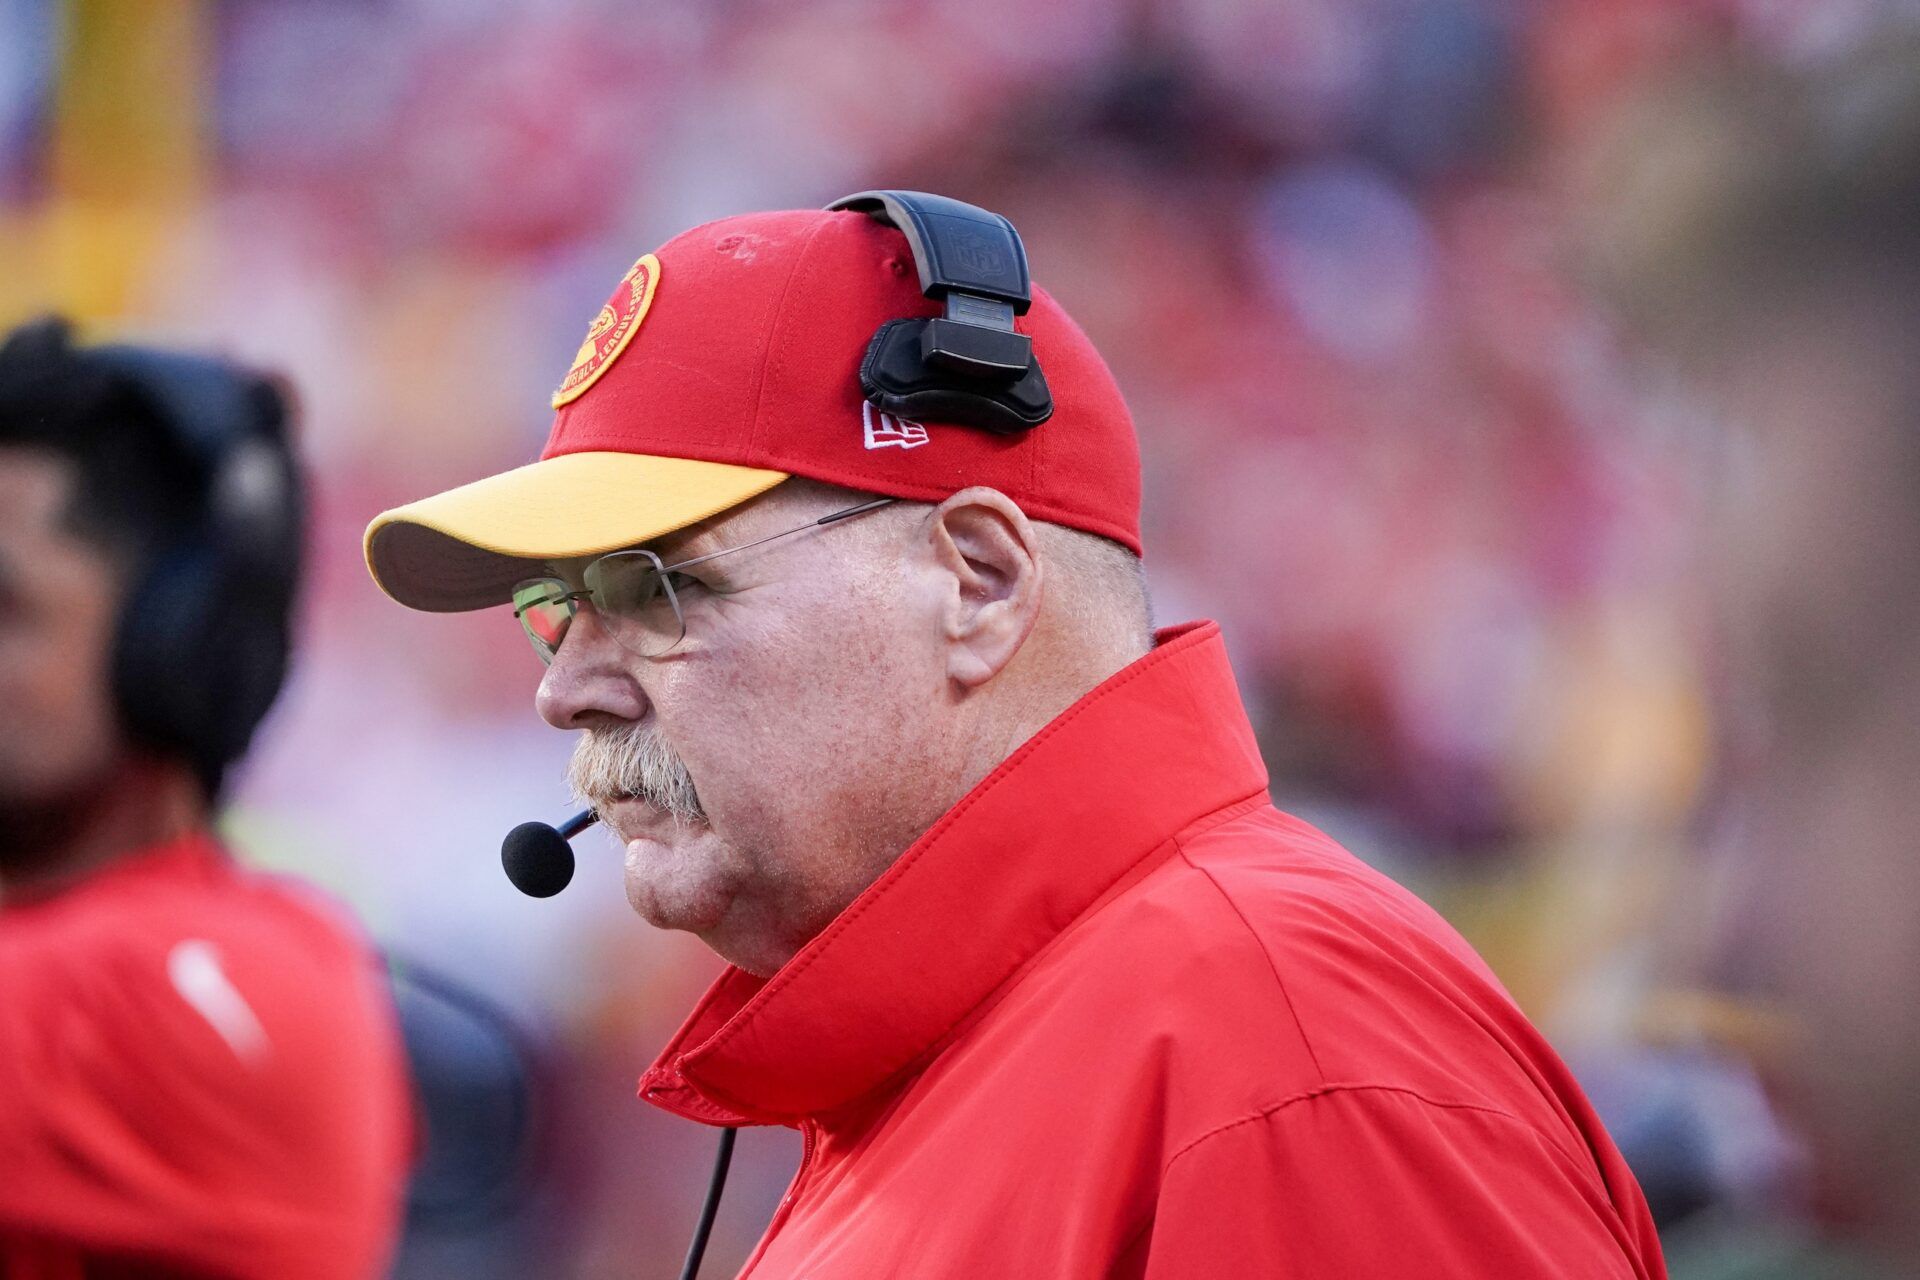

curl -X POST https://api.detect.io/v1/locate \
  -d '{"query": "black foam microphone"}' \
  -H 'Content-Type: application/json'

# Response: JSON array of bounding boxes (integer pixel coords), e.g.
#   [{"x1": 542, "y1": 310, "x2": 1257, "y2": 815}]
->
[{"x1": 500, "y1": 809, "x2": 599, "y2": 897}]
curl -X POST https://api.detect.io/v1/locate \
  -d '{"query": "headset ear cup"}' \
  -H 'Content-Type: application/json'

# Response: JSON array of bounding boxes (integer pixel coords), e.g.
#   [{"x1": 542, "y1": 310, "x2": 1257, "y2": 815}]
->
[
  {"x1": 858, "y1": 319, "x2": 1051, "y2": 433},
  {"x1": 206, "y1": 611, "x2": 290, "y2": 774},
  {"x1": 113, "y1": 548, "x2": 289, "y2": 792},
  {"x1": 88, "y1": 351, "x2": 303, "y2": 800},
  {"x1": 114, "y1": 548, "x2": 215, "y2": 766}
]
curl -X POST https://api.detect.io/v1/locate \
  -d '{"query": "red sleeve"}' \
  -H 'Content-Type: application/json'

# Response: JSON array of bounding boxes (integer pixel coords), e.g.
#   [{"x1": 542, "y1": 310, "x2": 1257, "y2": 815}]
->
[
  {"x1": 1137, "y1": 1086, "x2": 1663, "y2": 1280},
  {"x1": 0, "y1": 906, "x2": 412, "y2": 1279}
]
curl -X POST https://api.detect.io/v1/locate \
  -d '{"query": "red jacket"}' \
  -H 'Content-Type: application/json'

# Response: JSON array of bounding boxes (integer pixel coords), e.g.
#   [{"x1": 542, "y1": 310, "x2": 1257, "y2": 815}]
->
[
  {"x1": 0, "y1": 833, "x2": 412, "y2": 1280},
  {"x1": 640, "y1": 622, "x2": 1667, "y2": 1278}
]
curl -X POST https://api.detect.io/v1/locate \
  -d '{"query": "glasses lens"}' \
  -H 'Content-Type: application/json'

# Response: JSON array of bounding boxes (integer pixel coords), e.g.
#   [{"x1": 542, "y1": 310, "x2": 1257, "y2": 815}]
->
[
  {"x1": 584, "y1": 551, "x2": 686, "y2": 657},
  {"x1": 511, "y1": 579, "x2": 573, "y2": 665}
]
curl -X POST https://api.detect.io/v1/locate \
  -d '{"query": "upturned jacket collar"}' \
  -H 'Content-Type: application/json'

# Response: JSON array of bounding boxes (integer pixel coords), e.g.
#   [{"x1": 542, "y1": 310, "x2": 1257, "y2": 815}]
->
[{"x1": 637, "y1": 620, "x2": 1269, "y2": 1127}]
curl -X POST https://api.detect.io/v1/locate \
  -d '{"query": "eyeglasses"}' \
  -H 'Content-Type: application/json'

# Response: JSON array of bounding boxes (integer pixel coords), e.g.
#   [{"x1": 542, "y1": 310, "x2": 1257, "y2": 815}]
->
[{"x1": 510, "y1": 497, "x2": 895, "y2": 665}]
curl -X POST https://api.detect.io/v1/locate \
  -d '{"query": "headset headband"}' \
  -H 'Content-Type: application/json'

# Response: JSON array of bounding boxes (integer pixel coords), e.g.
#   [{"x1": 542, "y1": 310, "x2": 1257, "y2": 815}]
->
[{"x1": 827, "y1": 190, "x2": 1054, "y2": 434}]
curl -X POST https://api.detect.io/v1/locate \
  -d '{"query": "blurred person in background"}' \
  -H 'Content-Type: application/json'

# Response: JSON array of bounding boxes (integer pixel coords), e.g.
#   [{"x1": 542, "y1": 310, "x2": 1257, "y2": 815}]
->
[
  {"x1": 0, "y1": 320, "x2": 411, "y2": 1278},
  {"x1": 1588, "y1": 27, "x2": 1920, "y2": 1280},
  {"x1": 365, "y1": 195, "x2": 1666, "y2": 1277}
]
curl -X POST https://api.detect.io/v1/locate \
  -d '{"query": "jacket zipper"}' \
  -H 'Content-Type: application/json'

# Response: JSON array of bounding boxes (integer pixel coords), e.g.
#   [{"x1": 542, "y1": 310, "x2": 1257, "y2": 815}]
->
[{"x1": 739, "y1": 1119, "x2": 818, "y2": 1277}]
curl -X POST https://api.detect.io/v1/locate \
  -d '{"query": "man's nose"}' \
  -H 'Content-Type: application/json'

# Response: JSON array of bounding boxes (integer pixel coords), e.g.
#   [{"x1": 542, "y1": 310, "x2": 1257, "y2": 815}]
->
[{"x1": 535, "y1": 605, "x2": 650, "y2": 729}]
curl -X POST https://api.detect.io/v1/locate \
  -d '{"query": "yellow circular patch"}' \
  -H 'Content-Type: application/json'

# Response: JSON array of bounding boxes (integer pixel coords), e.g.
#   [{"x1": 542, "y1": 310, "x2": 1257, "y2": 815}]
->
[{"x1": 551, "y1": 253, "x2": 661, "y2": 408}]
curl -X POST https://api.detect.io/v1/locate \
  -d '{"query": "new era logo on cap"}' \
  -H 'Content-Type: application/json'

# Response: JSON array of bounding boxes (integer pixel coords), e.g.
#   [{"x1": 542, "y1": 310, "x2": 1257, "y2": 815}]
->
[{"x1": 862, "y1": 403, "x2": 929, "y2": 451}]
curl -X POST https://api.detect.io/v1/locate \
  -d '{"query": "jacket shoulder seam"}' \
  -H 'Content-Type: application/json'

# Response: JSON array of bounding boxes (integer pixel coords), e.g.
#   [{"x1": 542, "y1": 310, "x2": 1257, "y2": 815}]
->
[
  {"x1": 1163, "y1": 1082, "x2": 1529, "y2": 1173},
  {"x1": 1174, "y1": 831, "x2": 1329, "y2": 1082}
]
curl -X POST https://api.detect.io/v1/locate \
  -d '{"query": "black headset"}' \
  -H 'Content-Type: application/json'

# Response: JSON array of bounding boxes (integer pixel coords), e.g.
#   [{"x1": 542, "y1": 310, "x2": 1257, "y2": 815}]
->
[
  {"x1": 827, "y1": 190, "x2": 1054, "y2": 434},
  {"x1": 93, "y1": 346, "x2": 305, "y2": 797}
]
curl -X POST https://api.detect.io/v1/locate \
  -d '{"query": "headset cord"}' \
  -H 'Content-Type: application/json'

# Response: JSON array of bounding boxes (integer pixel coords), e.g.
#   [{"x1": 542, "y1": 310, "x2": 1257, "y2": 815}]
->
[{"x1": 678, "y1": 1127, "x2": 738, "y2": 1280}]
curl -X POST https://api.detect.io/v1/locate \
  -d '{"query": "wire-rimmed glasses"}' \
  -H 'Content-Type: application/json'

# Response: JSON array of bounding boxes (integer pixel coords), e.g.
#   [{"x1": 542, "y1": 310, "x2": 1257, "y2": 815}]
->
[{"x1": 510, "y1": 497, "x2": 894, "y2": 665}]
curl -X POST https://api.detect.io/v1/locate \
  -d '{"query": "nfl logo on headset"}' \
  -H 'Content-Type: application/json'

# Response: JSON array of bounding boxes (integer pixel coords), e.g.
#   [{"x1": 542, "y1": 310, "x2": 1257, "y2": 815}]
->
[
  {"x1": 951, "y1": 226, "x2": 1005, "y2": 277},
  {"x1": 862, "y1": 403, "x2": 929, "y2": 450}
]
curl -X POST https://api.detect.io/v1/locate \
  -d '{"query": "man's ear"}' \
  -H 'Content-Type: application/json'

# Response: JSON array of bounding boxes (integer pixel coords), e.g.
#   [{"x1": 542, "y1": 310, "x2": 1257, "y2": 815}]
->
[{"x1": 921, "y1": 487, "x2": 1043, "y2": 689}]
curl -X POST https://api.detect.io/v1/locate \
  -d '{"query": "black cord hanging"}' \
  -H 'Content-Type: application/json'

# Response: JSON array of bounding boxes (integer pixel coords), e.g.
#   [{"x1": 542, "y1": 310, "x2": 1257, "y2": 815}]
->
[{"x1": 677, "y1": 1127, "x2": 738, "y2": 1280}]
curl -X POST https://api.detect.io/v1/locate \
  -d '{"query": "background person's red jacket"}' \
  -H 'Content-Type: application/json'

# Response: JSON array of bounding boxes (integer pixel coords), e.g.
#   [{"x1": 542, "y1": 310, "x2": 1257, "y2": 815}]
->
[
  {"x1": 0, "y1": 833, "x2": 412, "y2": 1280},
  {"x1": 642, "y1": 622, "x2": 1668, "y2": 1277}
]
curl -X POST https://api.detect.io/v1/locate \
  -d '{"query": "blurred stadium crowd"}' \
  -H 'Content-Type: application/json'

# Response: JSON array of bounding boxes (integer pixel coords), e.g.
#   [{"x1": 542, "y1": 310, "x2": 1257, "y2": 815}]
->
[{"x1": 0, "y1": 0, "x2": 1906, "y2": 1276}]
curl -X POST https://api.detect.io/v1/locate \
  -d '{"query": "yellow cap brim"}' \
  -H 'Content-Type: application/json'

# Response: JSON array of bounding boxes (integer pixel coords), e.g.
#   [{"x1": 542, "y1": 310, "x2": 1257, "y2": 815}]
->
[{"x1": 364, "y1": 452, "x2": 789, "y2": 612}]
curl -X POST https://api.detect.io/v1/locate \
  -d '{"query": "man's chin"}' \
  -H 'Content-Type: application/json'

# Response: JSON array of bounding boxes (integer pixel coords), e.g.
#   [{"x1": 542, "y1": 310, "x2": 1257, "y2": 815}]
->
[{"x1": 621, "y1": 830, "x2": 736, "y2": 936}]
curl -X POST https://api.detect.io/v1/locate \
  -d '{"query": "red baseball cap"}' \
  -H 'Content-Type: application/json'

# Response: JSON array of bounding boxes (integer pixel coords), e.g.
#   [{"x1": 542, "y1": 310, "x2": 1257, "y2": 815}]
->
[{"x1": 364, "y1": 205, "x2": 1141, "y2": 612}]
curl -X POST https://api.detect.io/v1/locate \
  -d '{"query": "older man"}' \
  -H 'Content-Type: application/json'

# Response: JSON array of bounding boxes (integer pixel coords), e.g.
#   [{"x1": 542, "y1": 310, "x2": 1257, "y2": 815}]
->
[{"x1": 366, "y1": 193, "x2": 1664, "y2": 1277}]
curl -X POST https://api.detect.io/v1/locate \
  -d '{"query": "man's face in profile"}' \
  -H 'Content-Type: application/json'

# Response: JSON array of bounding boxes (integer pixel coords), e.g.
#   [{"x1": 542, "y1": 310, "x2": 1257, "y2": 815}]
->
[
  {"x1": 0, "y1": 449, "x2": 125, "y2": 849},
  {"x1": 530, "y1": 483, "x2": 942, "y2": 976}
]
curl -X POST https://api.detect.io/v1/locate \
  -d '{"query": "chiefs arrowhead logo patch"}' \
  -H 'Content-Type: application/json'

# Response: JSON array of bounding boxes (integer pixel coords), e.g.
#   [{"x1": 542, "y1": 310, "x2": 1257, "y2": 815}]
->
[{"x1": 552, "y1": 254, "x2": 661, "y2": 408}]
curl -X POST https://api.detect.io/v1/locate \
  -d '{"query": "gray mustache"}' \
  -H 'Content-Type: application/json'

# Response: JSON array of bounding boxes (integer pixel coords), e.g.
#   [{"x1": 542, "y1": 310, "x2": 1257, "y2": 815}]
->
[{"x1": 567, "y1": 722, "x2": 705, "y2": 823}]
